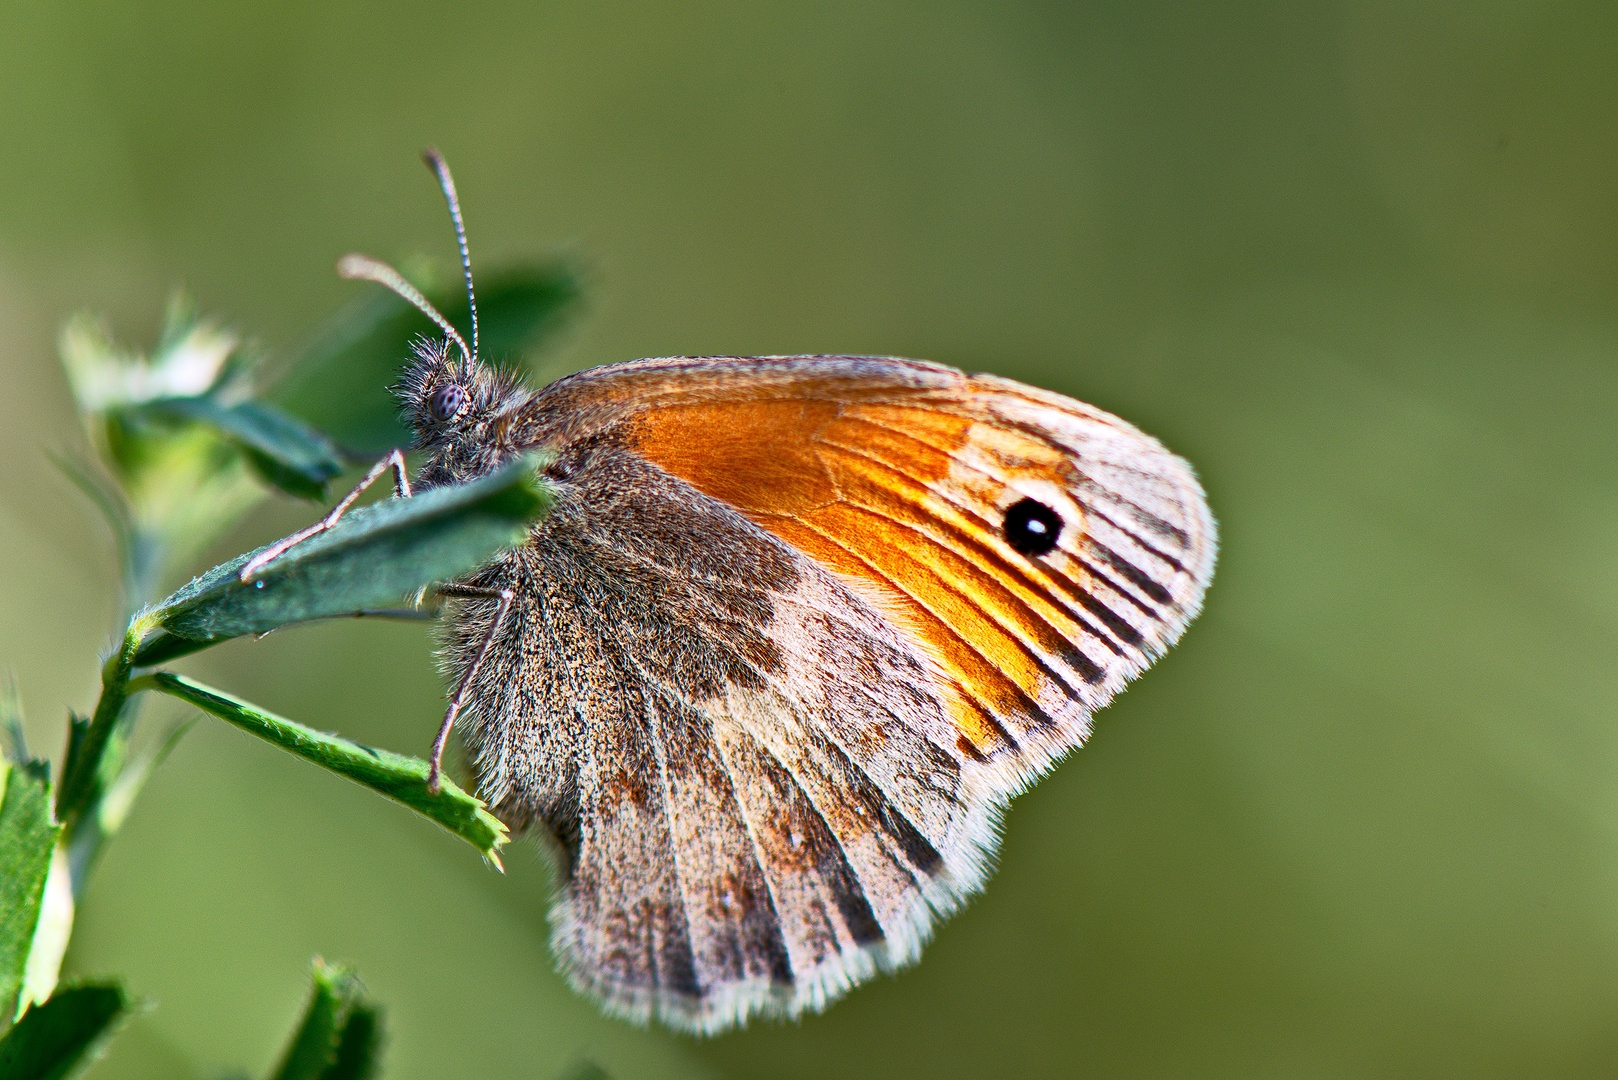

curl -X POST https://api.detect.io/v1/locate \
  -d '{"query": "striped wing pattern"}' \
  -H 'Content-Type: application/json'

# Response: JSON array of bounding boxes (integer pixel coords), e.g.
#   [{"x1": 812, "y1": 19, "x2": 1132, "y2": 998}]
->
[
  {"x1": 592, "y1": 356, "x2": 1216, "y2": 789},
  {"x1": 495, "y1": 354, "x2": 1216, "y2": 1030}
]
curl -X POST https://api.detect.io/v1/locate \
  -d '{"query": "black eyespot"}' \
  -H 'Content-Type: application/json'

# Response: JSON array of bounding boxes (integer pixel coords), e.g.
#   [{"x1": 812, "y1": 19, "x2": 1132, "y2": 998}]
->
[
  {"x1": 428, "y1": 382, "x2": 468, "y2": 422},
  {"x1": 1003, "y1": 497, "x2": 1063, "y2": 556}
]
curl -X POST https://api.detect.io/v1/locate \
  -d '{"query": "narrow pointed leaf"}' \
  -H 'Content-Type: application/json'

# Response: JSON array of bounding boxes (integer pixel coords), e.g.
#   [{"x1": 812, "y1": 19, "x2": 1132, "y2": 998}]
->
[
  {"x1": 324, "y1": 1002, "x2": 381, "y2": 1080},
  {"x1": 52, "y1": 715, "x2": 92, "y2": 830},
  {"x1": 134, "y1": 456, "x2": 547, "y2": 662},
  {"x1": 141, "y1": 673, "x2": 507, "y2": 862},
  {"x1": 0, "y1": 761, "x2": 59, "y2": 1021},
  {"x1": 275, "y1": 264, "x2": 580, "y2": 451},
  {"x1": 0, "y1": 984, "x2": 129, "y2": 1080},
  {"x1": 139, "y1": 397, "x2": 346, "y2": 500},
  {"x1": 468, "y1": 266, "x2": 584, "y2": 362},
  {"x1": 269, "y1": 961, "x2": 378, "y2": 1080}
]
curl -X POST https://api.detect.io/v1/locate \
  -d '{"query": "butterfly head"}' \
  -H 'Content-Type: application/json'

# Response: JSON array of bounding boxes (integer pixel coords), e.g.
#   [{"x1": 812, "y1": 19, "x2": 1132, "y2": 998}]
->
[
  {"x1": 393, "y1": 336, "x2": 533, "y2": 483},
  {"x1": 340, "y1": 149, "x2": 546, "y2": 483},
  {"x1": 395, "y1": 334, "x2": 479, "y2": 425}
]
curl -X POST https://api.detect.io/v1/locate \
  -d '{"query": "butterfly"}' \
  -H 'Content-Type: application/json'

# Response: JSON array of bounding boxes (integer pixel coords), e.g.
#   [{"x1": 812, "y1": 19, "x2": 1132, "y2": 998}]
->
[{"x1": 252, "y1": 151, "x2": 1217, "y2": 1034}]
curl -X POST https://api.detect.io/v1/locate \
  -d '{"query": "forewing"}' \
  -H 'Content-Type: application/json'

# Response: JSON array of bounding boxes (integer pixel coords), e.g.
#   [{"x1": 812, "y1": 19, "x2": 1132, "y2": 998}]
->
[{"x1": 534, "y1": 355, "x2": 1217, "y2": 791}]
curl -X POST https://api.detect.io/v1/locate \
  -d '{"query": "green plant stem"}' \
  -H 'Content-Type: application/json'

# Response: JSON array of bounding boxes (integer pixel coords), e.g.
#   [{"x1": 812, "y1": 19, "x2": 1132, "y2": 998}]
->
[
  {"x1": 54, "y1": 615, "x2": 158, "y2": 895},
  {"x1": 55, "y1": 616, "x2": 153, "y2": 836},
  {"x1": 128, "y1": 672, "x2": 508, "y2": 864}
]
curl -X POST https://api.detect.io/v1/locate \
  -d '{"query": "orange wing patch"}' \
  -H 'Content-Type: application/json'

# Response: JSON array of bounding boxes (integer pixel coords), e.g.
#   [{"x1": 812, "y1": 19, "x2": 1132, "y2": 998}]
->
[
  {"x1": 626, "y1": 398, "x2": 844, "y2": 517},
  {"x1": 531, "y1": 355, "x2": 1213, "y2": 772},
  {"x1": 624, "y1": 393, "x2": 1112, "y2": 757}
]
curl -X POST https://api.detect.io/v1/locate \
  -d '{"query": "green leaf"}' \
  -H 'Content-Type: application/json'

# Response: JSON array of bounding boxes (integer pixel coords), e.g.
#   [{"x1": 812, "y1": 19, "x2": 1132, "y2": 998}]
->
[
  {"x1": 0, "y1": 984, "x2": 130, "y2": 1080},
  {"x1": 96, "y1": 410, "x2": 267, "y2": 602},
  {"x1": 275, "y1": 264, "x2": 581, "y2": 452},
  {"x1": 269, "y1": 961, "x2": 381, "y2": 1080},
  {"x1": 0, "y1": 761, "x2": 60, "y2": 1023},
  {"x1": 54, "y1": 717, "x2": 193, "y2": 914},
  {"x1": 138, "y1": 673, "x2": 507, "y2": 863},
  {"x1": 52, "y1": 714, "x2": 93, "y2": 838},
  {"x1": 138, "y1": 397, "x2": 347, "y2": 500},
  {"x1": 134, "y1": 456, "x2": 549, "y2": 663},
  {"x1": 59, "y1": 299, "x2": 238, "y2": 416},
  {"x1": 323, "y1": 1001, "x2": 381, "y2": 1080},
  {"x1": 17, "y1": 850, "x2": 72, "y2": 1022},
  {"x1": 54, "y1": 620, "x2": 151, "y2": 877},
  {"x1": 466, "y1": 266, "x2": 583, "y2": 363}
]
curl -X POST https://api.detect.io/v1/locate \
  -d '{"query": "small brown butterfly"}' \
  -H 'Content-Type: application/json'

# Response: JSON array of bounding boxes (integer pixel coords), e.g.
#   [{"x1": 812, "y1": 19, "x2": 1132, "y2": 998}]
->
[{"x1": 250, "y1": 151, "x2": 1216, "y2": 1034}]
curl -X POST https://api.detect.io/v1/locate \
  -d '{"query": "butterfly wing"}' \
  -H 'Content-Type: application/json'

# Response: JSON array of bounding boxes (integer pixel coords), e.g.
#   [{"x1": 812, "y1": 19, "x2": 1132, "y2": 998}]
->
[
  {"x1": 449, "y1": 355, "x2": 1215, "y2": 1032},
  {"x1": 536, "y1": 354, "x2": 1216, "y2": 794},
  {"x1": 444, "y1": 437, "x2": 982, "y2": 1032}
]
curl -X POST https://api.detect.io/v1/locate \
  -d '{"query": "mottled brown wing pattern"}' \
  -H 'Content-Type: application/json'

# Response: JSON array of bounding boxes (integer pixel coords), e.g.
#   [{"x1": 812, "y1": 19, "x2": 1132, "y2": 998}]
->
[
  {"x1": 430, "y1": 354, "x2": 1214, "y2": 1033},
  {"x1": 549, "y1": 355, "x2": 1217, "y2": 793},
  {"x1": 440, "y1": 441, "x2": 981, "y2": 1032}
]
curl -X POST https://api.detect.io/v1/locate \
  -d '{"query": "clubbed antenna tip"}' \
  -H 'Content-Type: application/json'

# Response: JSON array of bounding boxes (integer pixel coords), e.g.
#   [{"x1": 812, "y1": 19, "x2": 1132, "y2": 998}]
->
[{"x1": 337, "y1": 253, "x2": 472, "y2": 367}]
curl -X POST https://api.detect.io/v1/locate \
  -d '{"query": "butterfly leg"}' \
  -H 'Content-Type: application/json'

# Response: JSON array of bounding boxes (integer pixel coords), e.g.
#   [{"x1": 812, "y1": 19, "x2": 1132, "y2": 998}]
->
[
  {"x1": 426, "y1": 582, "x2": 515, "y2": 794},
  {"x1": 239, "y1": 449, "x2": 412, "y2": 582}
]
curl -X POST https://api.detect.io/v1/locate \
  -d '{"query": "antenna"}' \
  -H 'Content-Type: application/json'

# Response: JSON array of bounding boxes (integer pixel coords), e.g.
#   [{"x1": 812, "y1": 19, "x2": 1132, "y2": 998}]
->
[
  {"x1": 421, "y1": 147, "x2": 478, "y2": 362},
  {"x1": 336, "y1": 253, "x2": 472, "y2": 366}
]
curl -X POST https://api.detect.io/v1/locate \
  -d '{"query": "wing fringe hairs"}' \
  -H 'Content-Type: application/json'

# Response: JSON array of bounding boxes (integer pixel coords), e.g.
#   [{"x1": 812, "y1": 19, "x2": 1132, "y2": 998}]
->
[{"x1": 406, "y1": 354, "x2": 1214, "y2": 1033}]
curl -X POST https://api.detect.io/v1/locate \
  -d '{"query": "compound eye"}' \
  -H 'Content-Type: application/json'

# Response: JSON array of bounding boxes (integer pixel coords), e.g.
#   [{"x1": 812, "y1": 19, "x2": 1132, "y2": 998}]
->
[{"x1": 428, "y1": 382, "x2": 468, "y2": 422}]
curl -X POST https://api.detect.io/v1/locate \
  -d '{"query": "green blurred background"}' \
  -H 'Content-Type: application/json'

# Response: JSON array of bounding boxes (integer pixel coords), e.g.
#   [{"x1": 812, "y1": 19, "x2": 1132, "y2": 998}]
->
[{"x1": 3, "y1": 1, "x2": 1617, "y2": 1076}]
